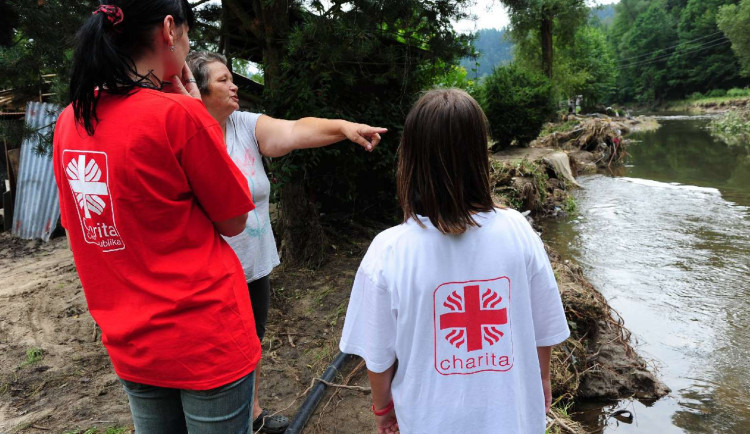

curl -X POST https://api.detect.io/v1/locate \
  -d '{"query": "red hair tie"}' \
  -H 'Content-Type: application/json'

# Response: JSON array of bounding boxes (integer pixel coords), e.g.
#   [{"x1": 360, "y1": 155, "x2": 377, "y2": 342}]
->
[{"x1": 93, "y1": 5, "x2": 124, "y2": 26}]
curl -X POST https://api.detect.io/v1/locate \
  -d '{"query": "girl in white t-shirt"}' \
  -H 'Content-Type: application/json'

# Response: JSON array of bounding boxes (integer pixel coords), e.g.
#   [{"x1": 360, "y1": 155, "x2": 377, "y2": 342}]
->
[{"x1": 340, "y1": 88, "x2": 570, "y2": 434}]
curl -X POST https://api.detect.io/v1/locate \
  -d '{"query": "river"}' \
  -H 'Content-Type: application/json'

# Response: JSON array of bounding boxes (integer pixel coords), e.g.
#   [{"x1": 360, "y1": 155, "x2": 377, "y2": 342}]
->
[{"x1": 542, "y1": 115, "x2": 750, "y2": 433}]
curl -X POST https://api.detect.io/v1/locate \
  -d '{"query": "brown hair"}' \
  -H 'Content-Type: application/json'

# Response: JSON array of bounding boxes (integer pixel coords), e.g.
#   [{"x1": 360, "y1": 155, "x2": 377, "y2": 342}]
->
[{"x1": 397, "y1": 88, "x2": 495, "y2": 235}]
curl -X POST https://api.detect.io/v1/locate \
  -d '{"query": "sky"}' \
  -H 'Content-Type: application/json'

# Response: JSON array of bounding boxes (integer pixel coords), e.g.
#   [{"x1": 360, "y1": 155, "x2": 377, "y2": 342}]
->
[{"x1": 454, "y1": 0, "x2": 621, "y2": 33}]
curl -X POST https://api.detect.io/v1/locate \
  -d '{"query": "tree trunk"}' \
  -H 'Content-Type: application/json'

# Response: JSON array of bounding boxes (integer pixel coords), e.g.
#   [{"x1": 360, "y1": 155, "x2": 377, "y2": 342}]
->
[
  {"x1": 253, "y1": 2, "x2": 327, "y2": 267},
  {"x1": 278, "y1": 181, "x2": 327, "y2": 268},
  {"x1": 224, "y1": 0, "x2": 328, "y2": 267},
  {"x1": 541, "y1": 17, "x2": 554, "y2": 79}
]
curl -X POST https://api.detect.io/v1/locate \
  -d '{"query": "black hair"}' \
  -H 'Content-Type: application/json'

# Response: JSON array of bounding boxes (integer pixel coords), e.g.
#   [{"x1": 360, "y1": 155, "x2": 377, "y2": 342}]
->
[{"x1": 69, "y1": 0, "x2": 195, "y2": 135}]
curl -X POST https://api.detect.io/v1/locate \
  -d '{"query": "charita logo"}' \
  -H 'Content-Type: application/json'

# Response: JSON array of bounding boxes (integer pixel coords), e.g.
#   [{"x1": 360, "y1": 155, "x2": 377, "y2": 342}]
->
[
  {"x1": 63, "y1": 150, "x2": 125, "y2": 252},
  {"x1": 433, "y1": 277, "x2": 513, "y2": 375}
]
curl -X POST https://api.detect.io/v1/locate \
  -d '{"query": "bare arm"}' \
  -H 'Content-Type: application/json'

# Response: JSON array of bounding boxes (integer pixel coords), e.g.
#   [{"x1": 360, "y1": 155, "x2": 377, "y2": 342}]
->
[
  {"x1": 537, "y1": 346, "x2": 552, "y2": 413},
  {"x1": 255, "y1": 116, "x2": 387, "y2": 158},
  {"x1": 368, "y1": 364, "x2": 399, "y2": 434},
  {"x1": 213, "y1": 212, "x2": 248, "y2": 237}
]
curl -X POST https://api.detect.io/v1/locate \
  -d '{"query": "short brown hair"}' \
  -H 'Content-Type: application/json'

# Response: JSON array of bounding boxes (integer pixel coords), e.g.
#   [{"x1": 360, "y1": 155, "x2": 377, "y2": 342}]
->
[{"x1": 397, "y1": 88, "x2": 495, "y2": 235}]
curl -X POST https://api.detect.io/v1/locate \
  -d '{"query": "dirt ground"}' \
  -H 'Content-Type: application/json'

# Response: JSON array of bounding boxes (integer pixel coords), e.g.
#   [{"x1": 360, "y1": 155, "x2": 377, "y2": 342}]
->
[
  {"x1": 0, "y1": 212, "x2": 668, "y2": 434},
  {"x1": 0, "y1": 225, "x2": 382, "y2": 434}
]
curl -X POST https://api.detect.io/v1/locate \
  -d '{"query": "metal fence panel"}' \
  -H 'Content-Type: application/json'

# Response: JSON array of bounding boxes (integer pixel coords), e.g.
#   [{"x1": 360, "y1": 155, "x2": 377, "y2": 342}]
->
[{"x1": 12, "y1": 102, "x2": 62, "y2": 241}]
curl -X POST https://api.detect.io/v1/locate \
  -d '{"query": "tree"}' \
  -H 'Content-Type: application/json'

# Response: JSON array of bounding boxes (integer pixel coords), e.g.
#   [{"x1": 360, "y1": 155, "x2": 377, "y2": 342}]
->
[
  {"x1": 0, "y1": 0, "x2": 98, "y2": 106},
  {"x1": 500, "y1": 0, "x2": 588, "y2": 78},
  {"x1": 222, "y1": 0, "x2": 474, "y2": 266},
  {"x1": 514, "y1": 21, "x2": 616, "y2": 109},
  {"x1": 718, "y1": 0, "x2": 750, "y2": 77},
  {"x1": 667, "y1": 0, "x2": 745, "y2": 97},
  {"x1": 481, "y1": 63, "x2": 556, "y2": 150},
  {"x1": 0, "y1": 1, "x2": 219, "y2": 106},
  {"x1": 614, "y1": 0, "x2": 678, "y2": 103},
  {"x1": 556, "y1": 25, "x2": 616, "y2": 109}
]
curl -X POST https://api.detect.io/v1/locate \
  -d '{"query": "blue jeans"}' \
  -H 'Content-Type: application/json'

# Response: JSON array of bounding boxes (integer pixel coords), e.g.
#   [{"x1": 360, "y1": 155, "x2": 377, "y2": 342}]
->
[{"x1": 119, "y1": 371, "x2": 255, "y2": 434}]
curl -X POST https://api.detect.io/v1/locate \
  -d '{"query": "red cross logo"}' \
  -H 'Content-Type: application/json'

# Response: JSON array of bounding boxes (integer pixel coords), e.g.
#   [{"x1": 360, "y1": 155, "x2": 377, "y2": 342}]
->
[{"x1": 439, "y1": 284, "x2": 507, "y2": 352}]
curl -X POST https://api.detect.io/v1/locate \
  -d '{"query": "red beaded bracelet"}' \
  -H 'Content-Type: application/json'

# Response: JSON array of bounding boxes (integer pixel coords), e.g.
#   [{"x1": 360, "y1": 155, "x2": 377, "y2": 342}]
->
[{"x1": 372, "y1": 399, "x2": 395, "y2": 416}]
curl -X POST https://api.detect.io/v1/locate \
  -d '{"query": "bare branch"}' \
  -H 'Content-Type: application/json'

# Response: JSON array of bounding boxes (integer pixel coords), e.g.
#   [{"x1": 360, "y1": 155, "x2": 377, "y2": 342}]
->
[{"x1": 189, "y1": 0, "x2": 213, "y2": 7}]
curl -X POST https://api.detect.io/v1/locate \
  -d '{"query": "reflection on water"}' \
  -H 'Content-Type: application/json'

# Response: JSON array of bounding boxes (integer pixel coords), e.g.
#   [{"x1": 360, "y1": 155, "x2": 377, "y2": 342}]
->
[{"x1": 542, "y1": 118, "x2": 750, "y2": 433}]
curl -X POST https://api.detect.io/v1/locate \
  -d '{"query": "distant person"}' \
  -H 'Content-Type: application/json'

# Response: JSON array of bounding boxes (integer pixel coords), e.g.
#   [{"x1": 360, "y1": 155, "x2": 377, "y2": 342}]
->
[
  {"x1": 53, "y1": 2, "x2": 261, "y2": 432},
  {"x1": 339, "y1": 88, "x2": 570, "y2": 434},
  {"x1": 187, "y1": 51, "x2": 387, "y2": 433}
]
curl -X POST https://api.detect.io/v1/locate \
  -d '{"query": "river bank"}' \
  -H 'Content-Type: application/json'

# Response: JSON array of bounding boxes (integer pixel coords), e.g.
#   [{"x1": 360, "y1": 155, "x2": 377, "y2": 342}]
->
[
  {"x1": 489, "y1": 114, "x2": 671, "y2": 433},
  {"x1": 663, "y1": 95, "x2": 750, "y2": 114}
]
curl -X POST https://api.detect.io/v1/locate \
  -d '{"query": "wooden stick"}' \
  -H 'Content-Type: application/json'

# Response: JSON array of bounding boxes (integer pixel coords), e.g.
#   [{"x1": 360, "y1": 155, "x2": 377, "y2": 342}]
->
[{"x1": 315, "y1": 378, "x2": 371, "y2": 392}]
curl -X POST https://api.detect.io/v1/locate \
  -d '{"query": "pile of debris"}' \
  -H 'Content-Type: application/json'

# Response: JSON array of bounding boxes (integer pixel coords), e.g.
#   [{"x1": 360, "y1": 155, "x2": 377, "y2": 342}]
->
[{"x1": 532, "y1": 116, "x2": 659, "y2": 171}]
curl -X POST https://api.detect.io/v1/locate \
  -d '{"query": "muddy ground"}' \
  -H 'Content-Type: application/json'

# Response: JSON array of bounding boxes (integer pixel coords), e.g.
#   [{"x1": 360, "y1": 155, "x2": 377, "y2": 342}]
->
[
  {"x1": 0, "y1": 225, "x2": 385, "y2": 434},
  {"x1": 0, "y1": 223, "x2": 667, "y2": 433}
]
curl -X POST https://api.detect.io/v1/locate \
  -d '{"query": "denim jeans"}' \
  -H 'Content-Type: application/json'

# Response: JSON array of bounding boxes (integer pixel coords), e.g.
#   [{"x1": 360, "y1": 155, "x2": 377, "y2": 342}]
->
[{"x1": 119, "y1": 371, "x2": 255, "y2": 434}]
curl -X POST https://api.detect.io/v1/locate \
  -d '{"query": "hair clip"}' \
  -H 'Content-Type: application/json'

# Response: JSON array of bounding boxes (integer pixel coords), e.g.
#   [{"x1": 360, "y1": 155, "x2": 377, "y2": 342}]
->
[{"x1": 93, "y1": 5, "x2": 124, "y2": 27}]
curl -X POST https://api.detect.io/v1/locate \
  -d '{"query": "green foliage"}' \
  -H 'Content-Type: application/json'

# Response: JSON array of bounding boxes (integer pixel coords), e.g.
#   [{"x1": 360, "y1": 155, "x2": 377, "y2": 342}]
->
[
  {"x1": 0, "y1": 1, "x2": 97, "y2": 107},
  {"x1": 708, "y1": 109, "x2": 750, "y2": 149},
  {"x1": 491, "y1": 158, "x2": 549, "y2": 211},
  {"x1": 430, "y1": 63, "x2": 477, "y2": 93},
  {"x1": 480, "y1": 64, "x2": 556, "y2": 149},
  {"x1": 610, "y1": 0, "x2": 750, "y2": 103},
  {"x1": 717, "y1": 0, "x2": 750, "y2": 77},
  {"x1": 727, "y1": 87, "x2": 750, "y2": 97},
  {"x1": 538, "y1": 24, "x2": 616, "y2": 108},
  {"x1": 616, "y1": 0, "x2": 679, "y2": 103},
  {"x1": 667, "y1": 0, "x2": 745, "y2": 97},
  {"x1": 563, "y1": 194, "x2": 577, "y2": 214},
  {"x1": 267, "y1": 0, "x2": 473, "y2": 216},
  {"x1": 22, "y1": 347, "x2": 44, "y2": 366},
  {"x1": 502, "y1": 0, "x2": 588, "y2": 77}
]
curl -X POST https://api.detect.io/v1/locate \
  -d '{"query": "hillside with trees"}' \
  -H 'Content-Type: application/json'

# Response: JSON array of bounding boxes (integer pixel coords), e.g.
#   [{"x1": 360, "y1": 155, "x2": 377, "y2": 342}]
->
[
  {"x1": 610, "y1": 0, "x2": 750, "y2": 103},
  {"x1": 460, "y1": 28, "x2": 514, "y2": 78}
]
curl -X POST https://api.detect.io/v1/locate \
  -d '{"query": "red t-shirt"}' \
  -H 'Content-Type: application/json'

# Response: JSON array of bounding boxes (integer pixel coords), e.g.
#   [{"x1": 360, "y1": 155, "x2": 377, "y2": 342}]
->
[{"x1": 53, "y1": 89, "x2": 260, "y2": 390}]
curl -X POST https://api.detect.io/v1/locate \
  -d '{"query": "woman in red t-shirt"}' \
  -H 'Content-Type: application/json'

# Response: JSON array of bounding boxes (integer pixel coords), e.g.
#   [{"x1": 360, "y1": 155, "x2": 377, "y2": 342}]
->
[{"x1": 53, "y1": 2, "x2": 260, "y2": 432}]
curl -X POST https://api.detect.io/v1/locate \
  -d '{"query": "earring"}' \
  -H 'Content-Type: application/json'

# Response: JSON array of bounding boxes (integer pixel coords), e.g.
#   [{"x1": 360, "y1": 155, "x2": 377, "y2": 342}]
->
[{"x1": 170, "y1": 45, "x2": 175, "y2": 52}]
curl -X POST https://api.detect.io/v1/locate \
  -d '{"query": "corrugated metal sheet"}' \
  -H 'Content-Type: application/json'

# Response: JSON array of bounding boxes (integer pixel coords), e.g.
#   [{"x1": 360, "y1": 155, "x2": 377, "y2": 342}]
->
[{"x1": 12, "y1": 102, "x2": 62, "y2": 241}]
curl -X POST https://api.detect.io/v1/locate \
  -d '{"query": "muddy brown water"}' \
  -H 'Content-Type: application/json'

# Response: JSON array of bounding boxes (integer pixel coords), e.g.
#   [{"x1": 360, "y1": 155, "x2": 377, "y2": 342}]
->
[{"x1": 542, "y1": 116, "x2": 750, "y2": 433}]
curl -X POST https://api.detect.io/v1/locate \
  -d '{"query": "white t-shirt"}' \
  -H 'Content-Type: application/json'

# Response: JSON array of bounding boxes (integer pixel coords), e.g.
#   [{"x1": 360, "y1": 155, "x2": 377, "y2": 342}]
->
[
  {"x1": 222, "y1": 111, "x2": 280, "y2": 282},
  {"x1": 339, "y1": 209, "x2": 570, "y2": 434}
]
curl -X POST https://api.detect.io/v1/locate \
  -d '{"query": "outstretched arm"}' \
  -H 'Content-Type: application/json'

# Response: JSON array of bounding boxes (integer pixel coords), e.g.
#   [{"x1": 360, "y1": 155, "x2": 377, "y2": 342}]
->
[
  {"x1": 368, "y1": 364, "x2": 399, "y2": 434},
  {"x1": 537, "y1": 346, "x2": 552, "y2": 413},
  {"x1": 255, "y1": 116, "x2": 387, "y2": 158}
]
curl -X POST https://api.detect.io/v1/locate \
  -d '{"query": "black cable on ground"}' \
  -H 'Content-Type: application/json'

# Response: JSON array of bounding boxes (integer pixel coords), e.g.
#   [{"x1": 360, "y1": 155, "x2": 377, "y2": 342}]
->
[{"x1": 286, "y1": 352, "x2": 354, "y2": 434}]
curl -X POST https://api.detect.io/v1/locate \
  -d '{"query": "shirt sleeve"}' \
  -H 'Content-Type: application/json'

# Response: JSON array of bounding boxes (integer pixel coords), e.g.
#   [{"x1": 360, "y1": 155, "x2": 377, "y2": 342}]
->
[
  {"x1": 233, "y1": 111, "x2": 263, "y2": 155},
  {"x1": 180, "y1": 121, "x2": 255, "y2": 223},
  {"x1": 520, "y1": 216, "x2": 570, "y2": 347},
  {"x1": 339, "y1": 267, "x2": 398, "y2": 373}
]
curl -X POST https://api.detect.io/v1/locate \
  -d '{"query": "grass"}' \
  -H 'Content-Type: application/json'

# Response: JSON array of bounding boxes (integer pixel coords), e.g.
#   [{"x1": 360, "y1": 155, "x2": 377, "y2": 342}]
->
[
  {"x1": 665, "y1": 87, "x2": 750, "y2": 111},
  {"x1": 563, "y1": 195, "x2": 578, "y2": 215},
  {"x1": 708, "y1": 108, "x2": 750, "y2": 149},
  {"x1": 20, "y1": 347, "x2": 44, "y2": 367},
  {"x1": 491, "y1": 158, "x2": 550, "y2": 212}
]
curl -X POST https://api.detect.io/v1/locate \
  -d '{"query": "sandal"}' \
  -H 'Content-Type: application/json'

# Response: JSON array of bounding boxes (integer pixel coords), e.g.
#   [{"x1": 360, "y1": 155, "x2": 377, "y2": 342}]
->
[{"x1": 253, "y1": 409, "x2": 290, "y2": 433}]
